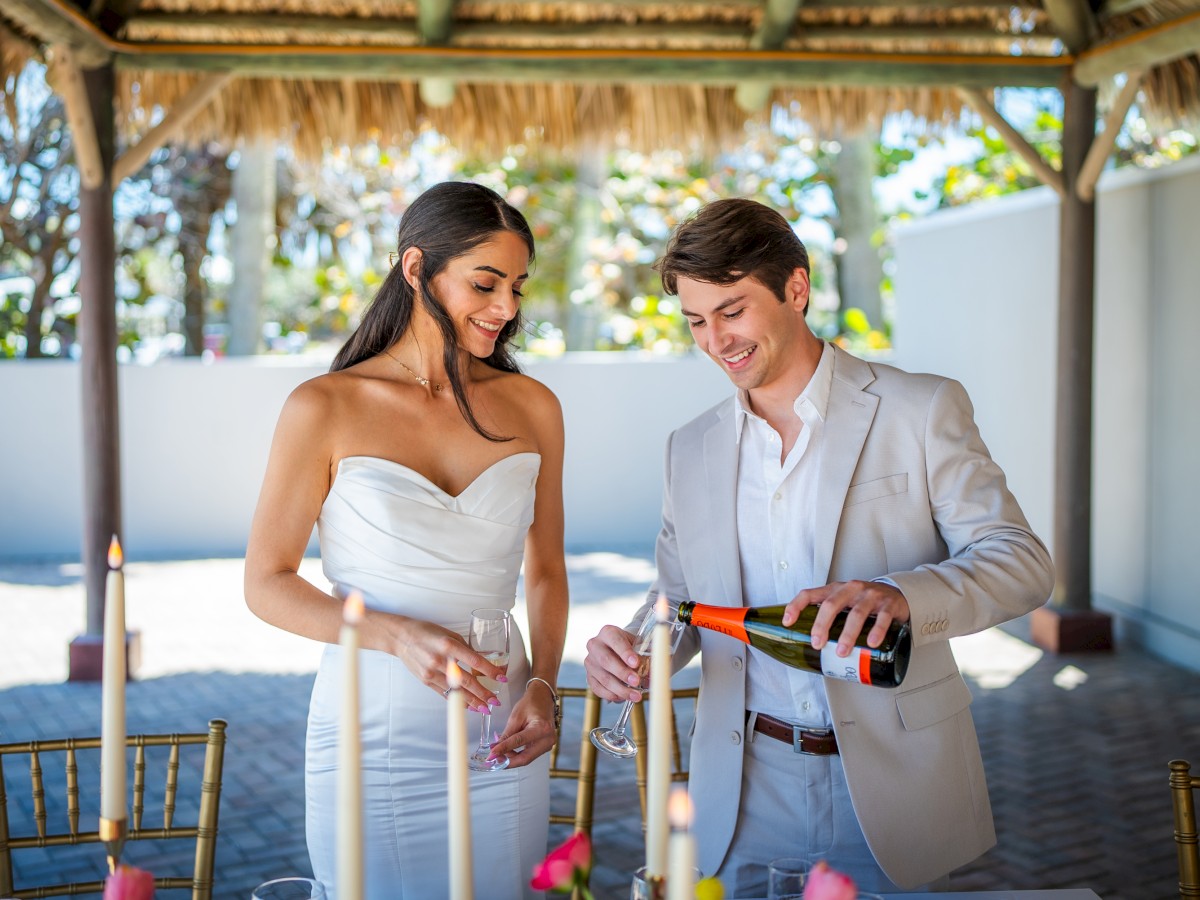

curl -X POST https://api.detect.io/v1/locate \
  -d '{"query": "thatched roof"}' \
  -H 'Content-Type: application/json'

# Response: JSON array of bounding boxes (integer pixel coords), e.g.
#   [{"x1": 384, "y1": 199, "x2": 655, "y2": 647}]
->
[{"x1": 3, "y1": 0, "x2": 1199, "y2": 156}]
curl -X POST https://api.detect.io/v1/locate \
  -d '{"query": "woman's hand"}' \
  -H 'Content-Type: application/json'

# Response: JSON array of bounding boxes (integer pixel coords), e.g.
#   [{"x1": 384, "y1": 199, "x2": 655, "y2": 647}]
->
[
  {"x1": 487, "y1": 683, "x2": 558, "y2": 769},
  {"x1": 377, "y1": 614, "x2": 508, "y2": 712}
]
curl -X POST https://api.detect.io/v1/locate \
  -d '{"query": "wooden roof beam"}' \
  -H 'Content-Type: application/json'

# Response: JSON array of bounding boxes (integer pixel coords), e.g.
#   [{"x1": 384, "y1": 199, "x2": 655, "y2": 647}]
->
[
  {"x1": 1074, "y1": 9, "x2": 1200, "y2": 87},
  {"x1": 1098, "y1": 0, "x2": 1156, "y2": 19},
  {"x1": 1042, "y1": 0, "x2": 1098, "y2": 54},
  {"x1": 4, "y1": 0, "x2": 113, "y2": 66},
  {"x1": 110, "y1": 47, "x2": 1070, "y2": 89},
  {"x1": 802, "y1": 0, "x2": 1016, "y2": 7},
  {"x1": 736, "y1": 0, "x2": 806, "y2": 113},
  {"x1": 122, "y1": 15, "x2": 1058, "y2": 48},
  {"x1": 417, "y1": 0, "x2": 457, "y2": 107},
  {"x1": 112, "y1": 71, "x2": 232, "y2": 183},
  {"x1": 46, "y1": 44, "x2": 105, "y2": 189},
  {"x1": 957, "y1": 87, "x2": 1065, "y2": 198},
  {"x1": 1076, "y1": 69, "x2": 1143, "y2": 201}
]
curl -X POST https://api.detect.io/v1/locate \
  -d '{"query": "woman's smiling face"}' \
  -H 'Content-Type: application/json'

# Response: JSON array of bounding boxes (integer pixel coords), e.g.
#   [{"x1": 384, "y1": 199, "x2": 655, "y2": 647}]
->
[{"x1": 428, "y1": 230, "x2": 530, "y2": 357}]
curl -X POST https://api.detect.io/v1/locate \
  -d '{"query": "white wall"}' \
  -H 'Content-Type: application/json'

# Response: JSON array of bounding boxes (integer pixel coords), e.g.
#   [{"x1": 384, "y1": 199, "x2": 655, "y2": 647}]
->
[
  {"x1": 0, "y1": 353, "x2": 731, "y2": 560},
  {"x1": 892, "y1": 154, "x2": 1200, "y2": 673}
]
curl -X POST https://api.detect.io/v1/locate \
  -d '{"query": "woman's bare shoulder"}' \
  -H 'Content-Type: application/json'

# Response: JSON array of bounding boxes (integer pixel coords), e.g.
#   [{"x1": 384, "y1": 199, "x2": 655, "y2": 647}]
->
[
  {"x1": 278, "y1": 368, "x2": 379, "y2": 431},
  {"x1": 497, "y1": 370, "x2": 562, "y2": 421}
]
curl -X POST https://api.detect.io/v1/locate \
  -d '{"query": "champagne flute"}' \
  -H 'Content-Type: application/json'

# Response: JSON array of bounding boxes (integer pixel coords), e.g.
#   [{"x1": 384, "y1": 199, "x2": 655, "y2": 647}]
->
[
  {"x1": 467, "y1": 607, "x2": 511, "y2": 772},
  {"x1": 590, "y1": 607, "x2": 685, "y2": 759}
]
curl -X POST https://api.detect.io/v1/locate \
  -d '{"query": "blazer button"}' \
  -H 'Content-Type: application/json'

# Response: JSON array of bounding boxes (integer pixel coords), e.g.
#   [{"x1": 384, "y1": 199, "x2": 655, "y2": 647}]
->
[
  {"x1": 732, "y1": 657, "x2": 744, "y2": 671},
  {"x1": 730, "y1": 731, "x2": 742, "y2": 745},
  {"x1": 920, "y1": 623, "x2": 930, "y2": 635}
]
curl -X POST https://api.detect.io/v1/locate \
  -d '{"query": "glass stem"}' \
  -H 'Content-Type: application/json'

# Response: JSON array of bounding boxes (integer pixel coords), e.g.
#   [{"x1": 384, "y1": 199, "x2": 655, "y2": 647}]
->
[
  {"x1": 609, "y1": 699, "x2": 635, "y2": 737},
  {"x1": 478, "y1": 710, "x2": 492, "y2": 751}
]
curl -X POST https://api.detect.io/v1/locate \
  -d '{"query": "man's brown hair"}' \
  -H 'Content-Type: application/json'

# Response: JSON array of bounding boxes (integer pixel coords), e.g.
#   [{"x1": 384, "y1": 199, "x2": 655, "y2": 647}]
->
[{"x1": 655, "y1": 198, "x2": 810, "y2": 306}]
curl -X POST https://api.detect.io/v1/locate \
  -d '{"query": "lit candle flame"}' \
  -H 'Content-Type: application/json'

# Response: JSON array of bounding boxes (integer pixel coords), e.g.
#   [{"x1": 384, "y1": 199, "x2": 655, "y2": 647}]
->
[
  {"x1": 655, "y1": 593, "x2": 669, "y2": 624},
  {"x1": 668, "y1": 787, "x2": 692, "y2": 830},
  {"x1": 343, "y1": 590, "x2": 364, "y2": 625},
  {"x1": 446, "y1": 659, "x2": 462, "y2": 689},
  {"x1": 107, "y1": 535, "x2": 123, "y2": 569}
]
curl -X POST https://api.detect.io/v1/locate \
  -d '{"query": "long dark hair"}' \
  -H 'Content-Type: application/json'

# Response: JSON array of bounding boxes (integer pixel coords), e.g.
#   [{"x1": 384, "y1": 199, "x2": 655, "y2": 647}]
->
[{"x1": 331, "y1": 181, "x2": 535, "y2": 441}]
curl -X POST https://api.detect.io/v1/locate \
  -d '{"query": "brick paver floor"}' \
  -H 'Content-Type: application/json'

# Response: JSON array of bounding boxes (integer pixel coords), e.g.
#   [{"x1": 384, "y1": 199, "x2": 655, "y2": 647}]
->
[{"x1": 2, "y1": 550, "x2": 1197, "y2": 898}]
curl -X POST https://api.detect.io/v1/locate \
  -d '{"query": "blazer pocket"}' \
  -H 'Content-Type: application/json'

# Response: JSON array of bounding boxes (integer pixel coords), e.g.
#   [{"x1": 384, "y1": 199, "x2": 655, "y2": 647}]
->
[
  {"x1": 844, "y1": 472, "x2": 908, "y2": 508},
  {"x1": 895, "y1": 672, "x2": 973, "y2": 732}
]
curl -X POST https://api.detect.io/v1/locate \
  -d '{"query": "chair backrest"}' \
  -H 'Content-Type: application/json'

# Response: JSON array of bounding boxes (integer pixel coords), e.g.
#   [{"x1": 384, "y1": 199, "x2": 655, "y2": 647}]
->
[
  {"x1": 548, "y1": 686, "x2": 602, "y2": 838},
  {"x1": 0, "y1": 719, "x2": 227, "y2": 899},
  {"x1": 630, "y1": 686, "x2": 699, "y2": 827},
  {"x1": 547, "y1": 686, "x2": 602, "y2": 900},
  {"x1": 1172, "y1": 758, "x2": 1200, "y2": 899}
]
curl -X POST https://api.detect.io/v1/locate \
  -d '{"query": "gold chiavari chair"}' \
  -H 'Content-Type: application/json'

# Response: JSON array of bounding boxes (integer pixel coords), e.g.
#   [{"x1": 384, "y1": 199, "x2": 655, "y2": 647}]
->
[
  {"x1": 630, "y1": 686, "x2": 699, "y2": 827},
  {"x1": 547, "y1": 686, "x2": 602, "y2": 900},
  {"x1": 0, "y1": 719, "x2": 227, "y2": 900},
  {"x1": 548, "y1": 687, "x2": 603, "y2": 838},
  {"x1": 1172, "y1": 758, "x2": 1200, "y2": 899}
]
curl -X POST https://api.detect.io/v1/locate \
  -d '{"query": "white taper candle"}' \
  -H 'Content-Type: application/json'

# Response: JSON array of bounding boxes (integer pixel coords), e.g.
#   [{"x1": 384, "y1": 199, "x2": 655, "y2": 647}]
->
[
  {"x1": 646, "y1": 593, "x2": 672, "y2": 878},
  {"x1": 447, "y1": 660, "x2": 474, "y2": 900},
  {"x1": 337, "y1": 591, "x2": 365, "y2": 900},
  {"x1": 100, "y1": 536, "x2": 127, "y2": 823},
  {"x1": 667, "y1": 788, "x2": 696, "y2": 900}
]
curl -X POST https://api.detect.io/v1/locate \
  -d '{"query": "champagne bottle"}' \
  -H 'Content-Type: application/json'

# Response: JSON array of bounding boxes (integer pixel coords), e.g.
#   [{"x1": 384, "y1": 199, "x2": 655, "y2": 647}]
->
[{"x1": 675, "y1": 601, "x2": 912, "y2": 688}]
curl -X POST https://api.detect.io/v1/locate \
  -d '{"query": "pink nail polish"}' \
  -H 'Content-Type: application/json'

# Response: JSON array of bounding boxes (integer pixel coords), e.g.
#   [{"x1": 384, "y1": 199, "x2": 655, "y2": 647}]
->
[{"x1": 497, "y1": 675, "x2": 508, "y2": 683}]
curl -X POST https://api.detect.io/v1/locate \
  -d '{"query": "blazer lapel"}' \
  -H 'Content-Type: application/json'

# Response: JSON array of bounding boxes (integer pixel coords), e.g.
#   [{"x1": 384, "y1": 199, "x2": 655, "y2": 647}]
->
[
  {"x1": 813, "y1": 348, "x2": 879, "y2": 584},
  {"x1": 703, "y1": 404, "x2": 744, "y2": 607}
]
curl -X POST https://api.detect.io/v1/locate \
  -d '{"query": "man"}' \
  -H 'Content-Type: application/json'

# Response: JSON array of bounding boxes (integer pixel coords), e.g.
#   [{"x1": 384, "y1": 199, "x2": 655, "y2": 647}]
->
[{"x1": 584, "y1": 199, "x2": 1054, "y2": 893}]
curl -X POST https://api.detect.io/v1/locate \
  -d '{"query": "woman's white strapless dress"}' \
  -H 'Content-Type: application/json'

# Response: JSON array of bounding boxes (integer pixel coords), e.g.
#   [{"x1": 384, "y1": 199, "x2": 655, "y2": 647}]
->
[{"x1": 305, "y1": 453, "x2": 550, "y2": 899}]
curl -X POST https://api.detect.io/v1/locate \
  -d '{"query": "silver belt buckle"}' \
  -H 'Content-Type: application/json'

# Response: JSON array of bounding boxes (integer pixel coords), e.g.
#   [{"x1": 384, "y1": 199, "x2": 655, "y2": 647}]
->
[{"x1": 791, "y1": 724, "x2": 831, "y2": 755}]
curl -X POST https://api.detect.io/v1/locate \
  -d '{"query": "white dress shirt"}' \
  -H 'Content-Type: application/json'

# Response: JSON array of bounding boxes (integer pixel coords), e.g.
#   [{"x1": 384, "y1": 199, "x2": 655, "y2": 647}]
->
[{"x1": 735, "y1": 341, "x2": 835, "y2": 727}]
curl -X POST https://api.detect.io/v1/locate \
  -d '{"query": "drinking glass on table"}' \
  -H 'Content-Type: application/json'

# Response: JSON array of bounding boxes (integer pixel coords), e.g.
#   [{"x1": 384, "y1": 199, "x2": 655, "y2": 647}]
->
[
  {"x1": 590, "y1": 607, "x2": 685, "y2": 759},
  {"x1": 629, "y1": 864, "x2": 702, "y2": 900},
  {"x1": 767, "y1": 857, "x2": 810, "y2": 900},
  {"x1": 467, "y1": 607, "x2": 511, "y2": 772},
  {"x1": 250, "y1": 877, "x2": 326, "y2": 900}
]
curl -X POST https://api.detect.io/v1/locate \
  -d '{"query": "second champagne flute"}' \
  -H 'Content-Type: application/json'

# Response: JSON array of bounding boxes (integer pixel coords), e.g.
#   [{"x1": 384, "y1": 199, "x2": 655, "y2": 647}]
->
[
  {"x1": 467, "y1": 607, "x2": 511, "y2": 772},
  {"x1": 590, "y1": 604, "x2": 684, "y2": 759}
]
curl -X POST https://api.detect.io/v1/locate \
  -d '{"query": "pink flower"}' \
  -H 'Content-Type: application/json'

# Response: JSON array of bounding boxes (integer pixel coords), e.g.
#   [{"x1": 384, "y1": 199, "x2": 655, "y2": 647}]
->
[
  {"x1": 803, "y1": 861, "x2": 856, "y2": 900},
  {"x1": 103, "y1": 865, "x2": 155, "y2": 900},
  {"x1": 531, "y1": 831, "x2": 593, "y2": 898}
]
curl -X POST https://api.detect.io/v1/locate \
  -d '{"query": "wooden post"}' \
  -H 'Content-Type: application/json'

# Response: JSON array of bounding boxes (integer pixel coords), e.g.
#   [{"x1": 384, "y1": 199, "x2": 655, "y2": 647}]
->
[
  {"x1": 69, "y1": 62, "x2": 129, "y2": 681},
  {"x1": 1031, "y1": 76, "x2": 1113, "y2": 653}
]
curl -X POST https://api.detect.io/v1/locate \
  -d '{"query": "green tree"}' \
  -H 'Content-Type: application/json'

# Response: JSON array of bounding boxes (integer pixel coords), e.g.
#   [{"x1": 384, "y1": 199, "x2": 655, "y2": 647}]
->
[
  {"x1": 0, "y1": 63, "x2": 78, "y2": 358},
  {"x1": 934, "y1": 89, "x2": 1197, "y2": 208},
  {"x1": 117, "y1": 142, "x2": 233, "y2": 355}
]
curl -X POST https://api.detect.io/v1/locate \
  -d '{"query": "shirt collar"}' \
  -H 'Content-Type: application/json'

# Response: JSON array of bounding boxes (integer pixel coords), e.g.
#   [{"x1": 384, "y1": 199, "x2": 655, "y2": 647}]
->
[{"x1": 734, "y1": 341, "x2": 834, "y2": 443}]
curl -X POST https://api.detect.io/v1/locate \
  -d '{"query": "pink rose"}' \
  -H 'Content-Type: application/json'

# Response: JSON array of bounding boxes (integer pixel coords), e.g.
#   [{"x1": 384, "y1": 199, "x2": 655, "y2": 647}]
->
[
  {"x1": 103, "y1": 865, "x2": 155, "y2": 900},
  {"x1": 531, "y1": 831, "x2": 592, "y2": 897},
  {"x1": 803, "y1": 861, "x2": 856, "y2": 900}
]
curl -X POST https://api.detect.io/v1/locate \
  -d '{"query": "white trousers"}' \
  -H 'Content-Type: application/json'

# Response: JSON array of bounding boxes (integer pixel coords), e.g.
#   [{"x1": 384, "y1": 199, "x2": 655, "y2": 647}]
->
[{"x1": 714, "y1": 713, "x2": 949, "y2": 896}]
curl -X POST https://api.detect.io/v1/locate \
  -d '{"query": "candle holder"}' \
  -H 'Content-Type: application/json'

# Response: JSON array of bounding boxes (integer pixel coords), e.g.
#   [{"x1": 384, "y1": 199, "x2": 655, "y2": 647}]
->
[
  {"x1": 99, "y1": 816, "x2": 128, "y2": 872},
  {"x1": 630, "y1": 867, "x2": 666, "y2": 900}
]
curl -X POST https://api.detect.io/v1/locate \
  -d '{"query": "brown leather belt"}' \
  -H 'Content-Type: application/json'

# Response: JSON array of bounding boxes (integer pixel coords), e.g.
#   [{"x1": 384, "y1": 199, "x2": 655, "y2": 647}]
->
[{"x1": 749, "y1": 712, "x2": 839, "y2": 755}]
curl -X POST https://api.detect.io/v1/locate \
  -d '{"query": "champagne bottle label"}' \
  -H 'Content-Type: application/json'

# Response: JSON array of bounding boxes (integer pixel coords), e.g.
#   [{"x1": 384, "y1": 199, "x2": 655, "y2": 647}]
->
[
  {"x1": 682, "y1": 604, "x2": 749, "y2": 643},
  {"x1": 820, "y1": 645, "x2": 873, "y2": 686}
]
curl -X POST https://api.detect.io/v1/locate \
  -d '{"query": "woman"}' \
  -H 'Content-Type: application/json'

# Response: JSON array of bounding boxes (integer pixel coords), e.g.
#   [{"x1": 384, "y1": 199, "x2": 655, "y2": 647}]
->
[{"x1": 245, "y1": 181, "x2": 568, "y2": 899}]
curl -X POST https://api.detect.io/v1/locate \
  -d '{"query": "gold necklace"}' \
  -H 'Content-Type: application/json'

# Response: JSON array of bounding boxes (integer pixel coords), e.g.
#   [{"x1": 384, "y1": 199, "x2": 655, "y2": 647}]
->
[{"x1": 386, "y1": 351, "x2": 444, "y2": 392}]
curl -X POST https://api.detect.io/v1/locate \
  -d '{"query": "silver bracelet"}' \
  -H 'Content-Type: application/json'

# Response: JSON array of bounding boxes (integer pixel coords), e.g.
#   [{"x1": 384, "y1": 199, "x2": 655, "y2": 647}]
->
[{"x1": 526, "y1": 677, "x2": 562, "y2": 731}]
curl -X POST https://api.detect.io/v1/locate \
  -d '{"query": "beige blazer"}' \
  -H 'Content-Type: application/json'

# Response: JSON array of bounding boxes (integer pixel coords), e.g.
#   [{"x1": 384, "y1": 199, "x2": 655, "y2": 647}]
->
[{"x1": 638, "y1": 345, "x2": 1054, "y2": 889}]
